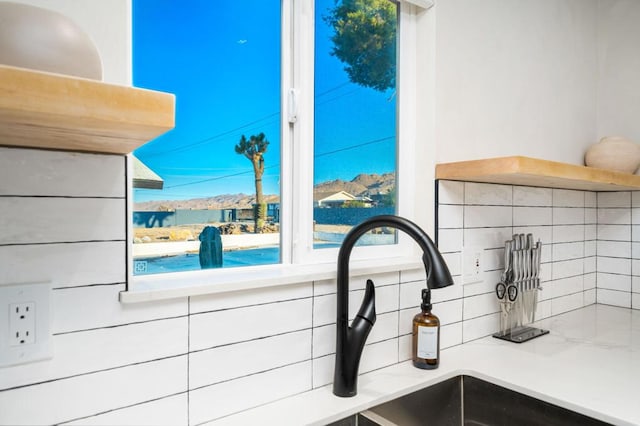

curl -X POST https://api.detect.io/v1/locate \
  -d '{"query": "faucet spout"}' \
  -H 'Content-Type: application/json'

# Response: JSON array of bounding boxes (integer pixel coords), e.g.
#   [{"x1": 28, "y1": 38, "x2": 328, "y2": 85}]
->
[{"x1": 333, "y1": 215, "x2": 453, "y2": 397}]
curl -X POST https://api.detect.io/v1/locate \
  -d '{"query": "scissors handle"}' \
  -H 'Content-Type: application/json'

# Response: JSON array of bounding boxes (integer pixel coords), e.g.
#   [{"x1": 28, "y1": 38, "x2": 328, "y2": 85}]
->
[
  {"x1": 506, "y1": 284, "x2": 518, "y2": 301},
  {"x1": 496, "y1": 282, "x2": 506, "y2": 299}
]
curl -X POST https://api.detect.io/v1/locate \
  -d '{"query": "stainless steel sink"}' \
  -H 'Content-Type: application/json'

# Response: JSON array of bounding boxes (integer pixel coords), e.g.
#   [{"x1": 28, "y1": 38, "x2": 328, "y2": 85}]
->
[{"x1": 328, "y1": 375, "x2": 611, "y2": 425}]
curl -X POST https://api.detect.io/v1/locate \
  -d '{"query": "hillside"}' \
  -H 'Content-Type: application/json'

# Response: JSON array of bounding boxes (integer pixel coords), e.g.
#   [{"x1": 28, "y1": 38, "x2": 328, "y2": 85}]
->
[{"x1": 134, "y1": 172, "x2": 395, "y2": 211}]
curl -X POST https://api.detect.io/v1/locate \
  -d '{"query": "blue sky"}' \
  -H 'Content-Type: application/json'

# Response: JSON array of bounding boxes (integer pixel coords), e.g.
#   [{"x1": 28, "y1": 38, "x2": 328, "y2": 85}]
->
[{"x1": 133, "y1": 0, "x2": 396, "y2": 203}]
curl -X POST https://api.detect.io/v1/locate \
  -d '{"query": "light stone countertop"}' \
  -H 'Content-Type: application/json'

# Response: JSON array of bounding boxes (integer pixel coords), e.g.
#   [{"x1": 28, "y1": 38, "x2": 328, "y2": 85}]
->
[{"x1": 210, "y1": 305, "x2": 640, "y2": 426}]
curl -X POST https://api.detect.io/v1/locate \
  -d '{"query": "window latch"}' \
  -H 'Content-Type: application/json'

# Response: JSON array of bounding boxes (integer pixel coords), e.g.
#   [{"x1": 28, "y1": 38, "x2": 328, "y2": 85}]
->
[{"x1": 288, "y1": 88, "x2": 299, "y2": 123}]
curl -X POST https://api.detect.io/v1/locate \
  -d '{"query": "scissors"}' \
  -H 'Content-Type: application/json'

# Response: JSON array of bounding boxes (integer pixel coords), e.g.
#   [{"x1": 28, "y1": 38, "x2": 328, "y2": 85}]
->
[
  {"x1": 496, "y1": 282, "x2": 518, "y2": 302},
  {"x1": 496, "y1": 281, "x2": 518, "y2": 334}
]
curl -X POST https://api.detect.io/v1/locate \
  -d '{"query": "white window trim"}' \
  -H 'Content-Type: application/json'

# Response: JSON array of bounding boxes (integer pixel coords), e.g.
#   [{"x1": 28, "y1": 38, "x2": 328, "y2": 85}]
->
[{"x1": 122, "y1": 0, "x2": 435, "y2": 303}]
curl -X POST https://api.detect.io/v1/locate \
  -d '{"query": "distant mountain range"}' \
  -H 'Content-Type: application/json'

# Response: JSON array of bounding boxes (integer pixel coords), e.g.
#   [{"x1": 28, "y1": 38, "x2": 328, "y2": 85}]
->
[{"x1": 134, "y1": 172, "x2": 395, "y2": 211}]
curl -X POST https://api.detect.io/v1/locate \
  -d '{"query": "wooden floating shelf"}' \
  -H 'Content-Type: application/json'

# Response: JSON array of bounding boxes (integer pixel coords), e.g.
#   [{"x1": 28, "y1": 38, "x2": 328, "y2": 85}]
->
[
  {"x1": 436, "y1": 156, "x2": 640, "y2": 191},
  {"x1": 0, "y1": 64, "x2": 175, "y2": 154}
]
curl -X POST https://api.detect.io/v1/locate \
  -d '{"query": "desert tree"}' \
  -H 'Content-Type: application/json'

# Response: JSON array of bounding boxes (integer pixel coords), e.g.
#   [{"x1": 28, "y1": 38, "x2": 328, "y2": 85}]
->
[
  {"x1": 235, "y1": 132, "x2": 269, "y2": 232},
  {"x1": 324, "y1": 0, "x2": 397, "y2": 92}
]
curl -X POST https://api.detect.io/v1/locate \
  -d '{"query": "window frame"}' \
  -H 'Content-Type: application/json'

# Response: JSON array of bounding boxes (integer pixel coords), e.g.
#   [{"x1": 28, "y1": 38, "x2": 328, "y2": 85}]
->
[{"x1": 123, "y1": 0, "x2": 435, "y2": 303}]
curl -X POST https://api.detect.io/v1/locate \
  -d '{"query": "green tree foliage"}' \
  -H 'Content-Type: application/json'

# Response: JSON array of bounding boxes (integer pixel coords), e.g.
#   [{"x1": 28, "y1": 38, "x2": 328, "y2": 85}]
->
[
  {"x1": 235, "y1": 132, "x2": 269, "y2": 232},
  {"x1": 343, "y1": 200, "x2": 368, "y2": 208},
  {"x1": 324, "y1": 0, "x2": 397, "y2": 92}
]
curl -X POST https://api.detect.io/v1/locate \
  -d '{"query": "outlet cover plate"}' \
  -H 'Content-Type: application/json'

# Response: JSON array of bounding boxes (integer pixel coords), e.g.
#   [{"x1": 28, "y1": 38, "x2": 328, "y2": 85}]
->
[
  {"x1": 0, "y1": 282, "x2": 52, "y2": 367},
  {"x1": 462, "y1": 246, "x2": 484, "y2": 285}
]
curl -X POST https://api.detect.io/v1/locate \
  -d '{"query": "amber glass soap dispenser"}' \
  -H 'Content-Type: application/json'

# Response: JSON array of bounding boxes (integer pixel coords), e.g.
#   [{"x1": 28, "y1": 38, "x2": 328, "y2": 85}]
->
[{"x1": 412, "y1": 288, "x2": 440, "y2": 369}]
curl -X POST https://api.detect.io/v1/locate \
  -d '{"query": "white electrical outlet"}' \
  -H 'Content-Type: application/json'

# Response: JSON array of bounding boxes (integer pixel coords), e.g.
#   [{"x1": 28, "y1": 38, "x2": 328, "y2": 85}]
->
[
  {"x1": 9, "y1": 302, "x2": 36, "y2": 346},
  {"x1": 462, "y1": 247, "x2": 484, "y2": 285},
  {"x1": 0, "y1": 282, "x2": 52, "y2": 367}
]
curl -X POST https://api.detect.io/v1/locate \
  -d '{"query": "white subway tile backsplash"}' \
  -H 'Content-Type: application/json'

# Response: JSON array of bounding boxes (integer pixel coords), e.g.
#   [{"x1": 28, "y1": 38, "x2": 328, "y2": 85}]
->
[
  {"x1": 312, "y1": 324, "x2": 335, "y2": 358},
  {"x1": 0, "y1": 356, "x2": 187, "y2": 426},
  {"x1": 65, "y1": 393, "x2": 188, "y2": 426},
  {"x1": 438, "y1": 180, "x2": 464, "y2": 205},
  {"x1": 366, "y1": 312, "x2": 399, "y2": 344},
  {"x1": 597, "y1": 273, "x2": 631, "y2": 292},
  {"x1": 433, "y1": 298, "x2": 464, "y2": 326},
  {"x1": 633, "y1": 293, "x2": 640, "y2": 310},
  {"x1": 437, "y1": 228, "x2": 463, "y2": 252},
  {"x1": 552, "y1": 259, "x2": 584, "y2": 280},
  {"x1": 598, "y1": 191, "x2": 631, "y2": 208},
  {"x1": 464, "y1": 227, "x2": 513, "y2": 249},
  {"x1": 551, "y1": 276, "x2": 584, "y2": 298},
  {"x1": 551, "y1": 293, "x2": 584, "y2": 315},
  {"x1": 513, "y1": 207, "x2": 552, "y2": 226},
  {"x1": 0, "y1": 317, "x2": 188, "y2": 391},
  {"x1": 597, "y1": 224, "x2": 631, "y2": 241},
  {"x1": 584, "y1": 289, "x2": 596, "y2": 305},
  {"x1": 0, "y1": 197, "x2": 125, "y2": 244},
  {"x1": 441, "y1": 252, "x2": 462, "y2": 276},
  {"x1": 0, "y1": 148, "x2": 125, "y2": 197},
  {"x1": 189, "y1": 330, "x2": 311, "y2": 390},
  {"x1": 400, "y1": 268, "x2": 427, "y2": 284},
  {"x1": 464, "y1": 205, "x2": 512, "y2": 228},
  {"x1": 584, "y1": 273, "x2": 596, "y2": 290},
  {"x1": 441, "y1": 322, "x2": 463, "y2": 349},
  {"x1": 462, "y1": 293, "x2": 498, "y2": 320},
  {"x1": 7, "y1": 159, "x2": 640, "y2": 426},
  {"x1": 597, "y1": 240, "x2": 631, "y2": 258},
  {"x1": 553, "y1": 207, "x2": 584, "y2": 225},
  {"x1": 312, "y1": 355, "x2": 334, "y2": 389},
  {"x1": 597, "y1": 289, "x2": 632, "y2": 308},
  {"x1": 52, "y1": 285, "x2": 188, "y2": 334},
  {"x1": 462, "y1": 312, "x2": 500, "y2": 342},
  {"x1": 359, "y1": 338, "x2": 398, "y2": 374},
  {"x1": 598, "y1": 208, "x2": 631, "y2": 225},
  {"x1": 585, "y1": 224, "x2": 597, "y2": 240},
  {"x1": 465, "y1": 182, "x2": 512, "y2": 205},
  {"x1": 552, "y1": 242, "x2": 584, "y2": 261},
  {"x1": 439, "y1": 204, "x2": 464, "y2": 228},
  {"x1": 585, "y1": 240, "x2": 596, "y2": 256},
  {"x1": 190, "y1": 298, "x2": 312, "y2": 351},
  {"x1": 598, "y1": 257, "x2": 631, "y2": 275},
  {"x1": 0, "y1": 241, "x2": 125, "y2": 288},
  {"x1": 552, "y1": 225, "x2": 585, "y2": 243},
  {"x1": 190, "y1": 282, "x2": 312, "y2": 314},
  {"x1": 189, "y1": 361, "x2": 311, "y2": 425},
  {"x1": 552, "y1": 189, "x2": 585, "y2": 207},
  {"x1": 513, "y1": 186, "x2": 552, "y2": 206}
]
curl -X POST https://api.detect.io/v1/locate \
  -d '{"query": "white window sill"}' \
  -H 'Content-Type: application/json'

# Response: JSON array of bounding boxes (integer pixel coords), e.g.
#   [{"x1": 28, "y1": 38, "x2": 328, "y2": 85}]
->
[{"x1": 119, "y1": 257, "x2": 423, "y2": 303}]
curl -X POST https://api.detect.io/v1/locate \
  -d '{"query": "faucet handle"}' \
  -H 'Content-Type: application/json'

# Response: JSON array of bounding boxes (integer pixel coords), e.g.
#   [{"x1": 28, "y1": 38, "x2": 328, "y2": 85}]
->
[{"x1": 355, "y1": 279, "x2": 376, "y2": 325}]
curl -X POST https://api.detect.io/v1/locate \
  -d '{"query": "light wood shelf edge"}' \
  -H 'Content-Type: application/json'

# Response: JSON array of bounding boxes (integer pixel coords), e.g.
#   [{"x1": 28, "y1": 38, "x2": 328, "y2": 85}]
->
[
  {"x1": 436, "y1": 156, "x2": 640, "y2": 191},
  {"x1": 0, "y1": 64, "x2": 175, "y2": 155}
]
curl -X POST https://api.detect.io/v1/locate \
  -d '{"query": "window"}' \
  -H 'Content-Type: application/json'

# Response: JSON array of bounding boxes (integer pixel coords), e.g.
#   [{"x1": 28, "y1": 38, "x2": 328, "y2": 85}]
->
[{"x1": 129, "y1": 0, "x2": 427, "y2": 287}]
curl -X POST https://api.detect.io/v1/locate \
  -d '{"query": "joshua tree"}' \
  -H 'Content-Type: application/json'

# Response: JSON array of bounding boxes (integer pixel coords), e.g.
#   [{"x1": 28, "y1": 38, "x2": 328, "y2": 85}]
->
[{"x1": 235, "y1": 132, "x2": 269, "y2": 232}]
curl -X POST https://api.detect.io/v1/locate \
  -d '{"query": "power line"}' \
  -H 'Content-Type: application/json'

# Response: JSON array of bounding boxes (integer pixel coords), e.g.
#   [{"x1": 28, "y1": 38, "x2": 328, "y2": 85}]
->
[
  {"x1": 141, "y1": 81, "x2": 354, "y2": 159},
  {"x1": 161, "y1": 135, "x2": 394, "y2": 190}
]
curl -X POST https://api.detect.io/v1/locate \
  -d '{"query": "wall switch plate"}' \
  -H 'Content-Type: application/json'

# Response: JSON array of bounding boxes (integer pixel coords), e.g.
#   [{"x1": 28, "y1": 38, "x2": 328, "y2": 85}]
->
[
  {"x1": 0, "y1": 282, "x2": 52, "y2": 367},
  {"x1": 462, "y1": 247, "x2": 484, "y2": 285}
]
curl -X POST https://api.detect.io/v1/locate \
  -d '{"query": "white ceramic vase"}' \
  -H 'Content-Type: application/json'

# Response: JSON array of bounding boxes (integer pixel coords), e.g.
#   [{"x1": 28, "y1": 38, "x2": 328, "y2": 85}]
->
[
  {"x1": 0, "y1": 1, "x2": 102, "y2": 80},
  {"x1": 584, "y1": 136, "x2": 640, "y2": 174}
]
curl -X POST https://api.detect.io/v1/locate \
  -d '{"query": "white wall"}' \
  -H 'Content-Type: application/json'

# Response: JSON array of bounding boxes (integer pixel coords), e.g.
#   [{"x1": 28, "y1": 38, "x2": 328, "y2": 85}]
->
[
  {"x1": 597, "y1": 0, "x2": 640, "y2": 143},
  {"x1": 435, "y1": 0, "x2": 599, "y2": 164}
]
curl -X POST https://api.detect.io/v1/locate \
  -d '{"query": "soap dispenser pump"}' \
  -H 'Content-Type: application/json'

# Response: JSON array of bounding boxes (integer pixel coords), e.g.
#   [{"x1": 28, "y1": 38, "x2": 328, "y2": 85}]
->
[{"x1": 412, "y1": 288, "x2": 440, "y2": 369}]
